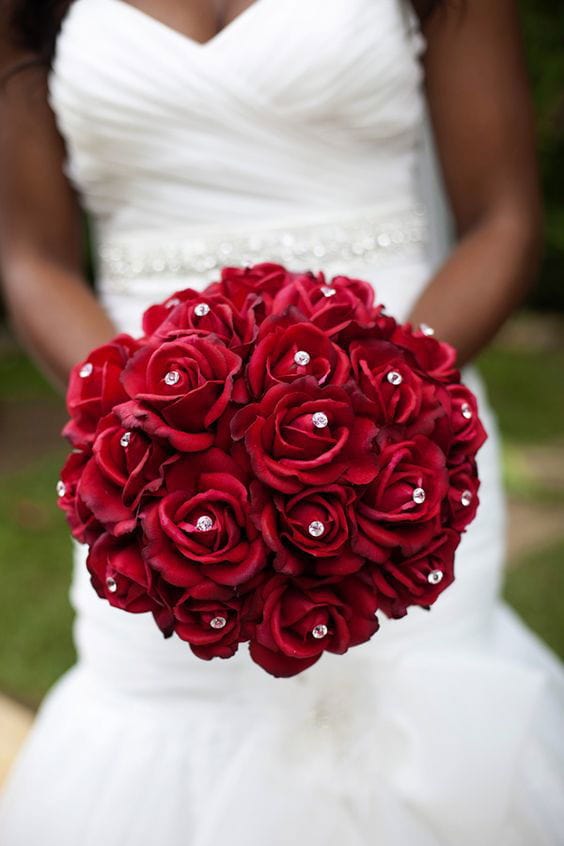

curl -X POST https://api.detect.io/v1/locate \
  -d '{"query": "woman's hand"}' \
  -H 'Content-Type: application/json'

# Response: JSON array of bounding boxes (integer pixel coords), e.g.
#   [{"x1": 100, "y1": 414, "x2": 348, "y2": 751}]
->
[
  {"x1": 0, "y1": 22, "x2": 117, "y2": 394},
  {"x1": 408, "y1": 0, "x2": 543, "y2": 366}
]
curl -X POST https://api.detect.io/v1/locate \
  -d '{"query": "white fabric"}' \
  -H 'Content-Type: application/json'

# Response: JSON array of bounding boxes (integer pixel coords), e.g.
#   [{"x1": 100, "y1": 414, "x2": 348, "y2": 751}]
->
[{"x1": 1, "y1": 0, "x2": 563, "y2": 843}]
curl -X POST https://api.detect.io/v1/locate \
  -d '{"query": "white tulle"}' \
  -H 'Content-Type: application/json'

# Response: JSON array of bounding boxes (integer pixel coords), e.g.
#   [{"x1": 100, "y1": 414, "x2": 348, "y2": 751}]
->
[{"x1": 1, "y1": 0, "x2": 563, "y2": 843}]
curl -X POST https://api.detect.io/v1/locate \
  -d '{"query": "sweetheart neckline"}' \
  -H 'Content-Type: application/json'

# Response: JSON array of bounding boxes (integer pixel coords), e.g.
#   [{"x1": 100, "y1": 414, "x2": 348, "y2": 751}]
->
[{"x1": 107, "y1": 0, "x2": 266, "y2": 50}]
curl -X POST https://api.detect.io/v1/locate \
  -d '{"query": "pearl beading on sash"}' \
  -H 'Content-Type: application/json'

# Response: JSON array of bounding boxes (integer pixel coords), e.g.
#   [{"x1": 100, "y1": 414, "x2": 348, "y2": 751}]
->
[{"x1": 98, "y1": 204, "x2": 428, "y2": 291}]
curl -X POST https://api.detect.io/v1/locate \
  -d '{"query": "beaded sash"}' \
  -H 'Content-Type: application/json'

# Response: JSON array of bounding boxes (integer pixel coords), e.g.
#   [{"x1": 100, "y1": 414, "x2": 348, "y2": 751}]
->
[{"x1": 97, "y1": 202, "x2": 429, "y2": 293}]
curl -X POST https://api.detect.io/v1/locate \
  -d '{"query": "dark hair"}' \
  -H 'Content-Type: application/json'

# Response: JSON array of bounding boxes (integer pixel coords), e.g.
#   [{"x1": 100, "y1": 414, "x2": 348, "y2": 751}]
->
[
  {"x1": 5, "y1": 0, "x2": 441, "y2": 67},
  {"x1": 6, "y1": 0, "x2": 69, "y2": 63}
]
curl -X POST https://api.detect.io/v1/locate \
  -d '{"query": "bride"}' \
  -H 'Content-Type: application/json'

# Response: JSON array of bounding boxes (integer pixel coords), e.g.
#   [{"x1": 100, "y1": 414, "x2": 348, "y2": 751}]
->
[{"x1": 0, "y1": 1, "x2": 563, "y2": 843}]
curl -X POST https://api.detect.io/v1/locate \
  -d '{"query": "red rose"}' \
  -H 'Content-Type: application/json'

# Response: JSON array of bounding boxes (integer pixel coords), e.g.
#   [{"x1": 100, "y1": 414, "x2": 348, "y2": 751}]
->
[
  {"x1": 206, "y1": 262, "x2": 289, "y2": 313},
  {"x1": 87, "y1": 532, "x2": 160, "y2": 613},
  {"x1": 271, "y1": 271, "x2": 375, "y2": 337},
  {"x1": 368, "y1": 529, "x2": 459, "y2": 618},
  {"x1": 391, "y1": 324, "x2": 459, "y2": 383},
  {"x1": 349, "y1": 338, "x2": 449, "y2": 433},
  {"x1": 246, "y1": 314, "x2": 350, "y2": 397},
  {"x1": 170, "y1": 582, "x2": 244, "y2": 660},
  {"x1": 446, "y1": 384, "x2": 488, "y2": 463},
  {"x1": 142, "y1": 290, "x2": 193, "y2": 336},
  {"x1": 249, "y1": 574, "x2": 380, "y2": 677},
  {"x1": 251, "y1": 482, "x2": 363, "y2": 576},
  {"x1": 64, "y1": 334, "x2": 140, "y2": 446},
  {"x1": 446, "y1": 459, "x2": 480, "y2": 532},
  {"x1": 78, "y1": 414, "x2": 177, "y2": 535},
  {"x1": 142, "y1": 450, "x2": 268, "y2": 588},
  {"x1": 57, "y1": 448, "x2": 104, "y2": 545},
  {"x1": 231, "y1": 377, "x2": 379, "y2": 493},
  {"x1": 142, "y1": 288, "x2": 258, "y2": 357},
  {"x1": 117, "y1": 336, "x2": 242, "y2": 451},
  {"x1": 353, "y1": 434, "x2": 449, "y2": 561}
]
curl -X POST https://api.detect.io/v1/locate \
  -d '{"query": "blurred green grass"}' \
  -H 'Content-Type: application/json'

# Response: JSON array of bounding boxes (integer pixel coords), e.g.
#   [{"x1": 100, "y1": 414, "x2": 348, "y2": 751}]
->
[
  {"x1": 503, "y1": 539, "x2": 564, "y2": 654},
  {"x1": 0, "y1": 451, "x2": 74, "y2": 708},
  {"x1": 477, "y1": 346, "x2": 564, "y2": 445},
  {"x1": 0, "y1": 348, "x2": 58, "y2": 402},
  {"x1": 0, "y1": 334, "x2": 563, "y2": 709}
]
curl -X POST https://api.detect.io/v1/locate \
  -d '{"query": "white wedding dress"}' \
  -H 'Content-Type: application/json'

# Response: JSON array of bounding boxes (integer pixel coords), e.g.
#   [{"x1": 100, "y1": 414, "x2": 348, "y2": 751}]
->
[{"x1": 1, "y1": 1, "x2": 563, "y2": 843}]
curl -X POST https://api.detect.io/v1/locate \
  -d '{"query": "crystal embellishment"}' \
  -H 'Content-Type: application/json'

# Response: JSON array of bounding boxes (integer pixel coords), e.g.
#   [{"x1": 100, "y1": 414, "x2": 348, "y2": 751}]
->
[
  {"x1": 164, "y1": 370, "x2": 181, "y2": 386},
  {"x1": 312, "y1": 412, "x2": 328, "y2": 429},
  {"x1": 419, "y1": 323, "x2": 434, "y2": 336},
  {"x1": 106, "y1": 576, "x2": 118, "y2": 593},
  {"x1": 461, "y1": 490, "x2": 473, "y2": 507},
  {"x1": 79, "y1": 362, "x2": 93, "y2": 378},
  {"x1": 312, "y1": 624, "x2": 328, "y2": 639},
  {"x1": 120, "y1": 431, "x2": 131, "y2": 448},
  {"x1": 427, "y1": 570, "x2": 443, "y2": 585},
  {"x1": 56, "y1": 480, "x2": 66, "y2": 497},
  {"x1": 196, "y1": 515, "x2": 214, "y2": 532},
  {"x1": 294, "y1": 350, "x2": 311, "y2": 366},
  {"x1": 320, "y1": 286, "x2": 337, "y2": 297},
  {"x1": 308, "y1": 520, "x2": 325, "y2": 537},
  {"x1": 210, "y1": 616, "x2": 227, "y2": 630},
  {"x1": 461, "y1": 403, "x2": 473, "y2": 420},
  {"x1": 387, "y1": 371, "x2": 403, "y2": 386},
  {"x1": 412, "y1": 487, "x2": 426, "y2": 504},
  {"x1": 194, "y1": 302, "x2": 210, "y2": 317},
  {"x1": 100, "y1": 204, "x2": 429, "y2": 292}
]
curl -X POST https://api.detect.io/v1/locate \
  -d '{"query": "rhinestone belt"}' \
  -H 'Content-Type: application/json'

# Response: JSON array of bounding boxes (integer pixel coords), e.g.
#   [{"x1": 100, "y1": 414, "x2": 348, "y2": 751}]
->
[{"x1": 98, "y1": 203, "x2": 429, "y2": 293}]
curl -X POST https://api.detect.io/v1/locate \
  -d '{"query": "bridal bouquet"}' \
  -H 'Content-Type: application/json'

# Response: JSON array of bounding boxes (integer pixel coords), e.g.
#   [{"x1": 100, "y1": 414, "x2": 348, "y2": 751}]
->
[{"x1": 57, "y1": 263, "x2": 486, "y2": 676}]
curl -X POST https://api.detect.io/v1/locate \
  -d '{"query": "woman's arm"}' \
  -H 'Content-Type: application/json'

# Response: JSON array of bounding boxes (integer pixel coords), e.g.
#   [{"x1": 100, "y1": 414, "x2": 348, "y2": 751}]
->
[
  {"x1": 408, "y1": 0, "x2": 543, "y2": 365},
  {"x1": 0, "y1": 24, "x2": 117, "y2": 393}
]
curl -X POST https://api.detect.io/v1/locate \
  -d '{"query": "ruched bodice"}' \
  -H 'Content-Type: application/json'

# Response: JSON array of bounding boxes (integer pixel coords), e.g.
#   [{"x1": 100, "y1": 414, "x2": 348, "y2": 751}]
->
[{"x1": 48, "y1": 0, "x2": 426, "y2": 236}]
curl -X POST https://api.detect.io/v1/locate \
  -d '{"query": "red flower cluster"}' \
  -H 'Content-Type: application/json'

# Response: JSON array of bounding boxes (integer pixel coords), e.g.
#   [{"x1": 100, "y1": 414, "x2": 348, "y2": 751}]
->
[{"x1": 58, "y1": 263, "x2": 486, "y2": 677}]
